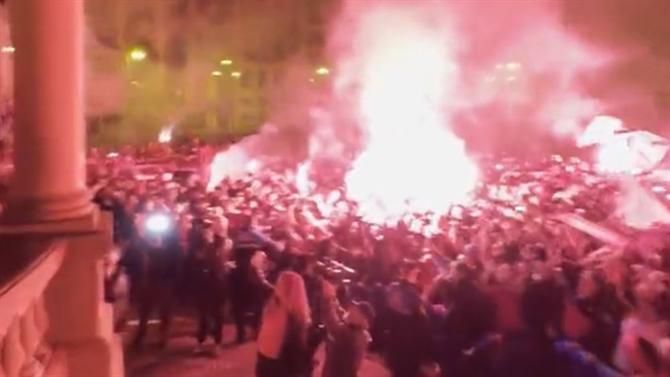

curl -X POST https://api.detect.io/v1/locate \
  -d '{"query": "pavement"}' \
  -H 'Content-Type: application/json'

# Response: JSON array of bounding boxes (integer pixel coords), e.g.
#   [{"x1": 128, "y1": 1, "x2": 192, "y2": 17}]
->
[{"x1": 125, "y1": 320, "x2": 390, "y2": 377}]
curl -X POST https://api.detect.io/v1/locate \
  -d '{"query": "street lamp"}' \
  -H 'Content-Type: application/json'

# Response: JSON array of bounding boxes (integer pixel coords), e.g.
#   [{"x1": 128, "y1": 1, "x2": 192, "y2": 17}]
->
[
  {"x1": 211, "y1": 70, "x2": 223, "y2": 77},
  {"x1": 127, "y1": 47, "x2": 147, "y2": 62},
  {"x1": 220, "y1": 59, "x2": 233, "y2": 66},
  {"x1": 231, "y1": 71, "x2": 242, "y2": 79},
  {"x1": 315, "y1": 66, "x2": 330, "y2": 76}
]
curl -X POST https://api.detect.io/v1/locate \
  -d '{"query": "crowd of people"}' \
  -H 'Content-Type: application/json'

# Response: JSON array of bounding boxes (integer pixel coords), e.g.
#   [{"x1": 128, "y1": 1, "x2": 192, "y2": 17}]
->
[{"x1": 92, "y1": 144, "x2": 670, "y2": 377}]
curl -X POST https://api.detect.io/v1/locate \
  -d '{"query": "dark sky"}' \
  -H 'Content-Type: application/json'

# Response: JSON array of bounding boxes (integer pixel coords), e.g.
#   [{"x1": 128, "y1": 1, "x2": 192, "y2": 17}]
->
[
  {"x1": 562, "y1": 0, "x2": 670, "y2": 56},
  {"x1": 561, "y1": 0, "x2": 670, "y2": 131}
]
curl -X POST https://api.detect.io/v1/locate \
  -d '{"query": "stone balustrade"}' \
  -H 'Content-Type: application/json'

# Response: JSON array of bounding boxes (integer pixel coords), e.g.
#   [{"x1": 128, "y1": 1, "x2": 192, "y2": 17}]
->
[
  {"x1": 0, "y1": 213, "x2": 123, "y2": 377},
  {"x1": 0, "y1": 241, "x2": 67, "y2": 377}
]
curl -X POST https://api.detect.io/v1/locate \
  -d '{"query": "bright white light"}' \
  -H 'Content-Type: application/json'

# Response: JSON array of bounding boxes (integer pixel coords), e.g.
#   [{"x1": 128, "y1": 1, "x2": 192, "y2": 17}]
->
[
  {"x1": 1, "y1": 46, "x2": 15, "y2": 54},
  {"x1": 295, "y1": 161, "x2": 312, "y2": 196},
  {"x1": 220, "y1": 59, "x2": 233, "y2": 66},
  {"x1": 342, "y1": 5, "x2": 478, "y2": 224},
  {"x1": 207, "y1": 146, "x2": 254, "y2": 191},
  {"x1": 315, "y1": 66, "x2": 330, "y2": 76},
  {"x1": 145, "y1": 214, "x2": 171, "y2": 234},
  {"x1": 577, "y1": 115, "x2": 623, "y2": 147},
  {"x1": 506, "y1": 62, "x2": 521, "y2": 70},
  {"x1": 231, "y1": 71, "x2": 242, "y2": 79},
  {"x1": 579, "y1": 116, "x2": 669, "y2": 174},
  {"x1": 652, "y1": 186, "x2": 666, "y2": 193},
  {"x1": 128, "y1": 47, "x2": 147, "y2": 62},
  {"x1": 158, "y1": 125, "x2": 174, "y2": 143},
  {"x1": 211, "y1": 70, "x2": 223, "y2": 77}
]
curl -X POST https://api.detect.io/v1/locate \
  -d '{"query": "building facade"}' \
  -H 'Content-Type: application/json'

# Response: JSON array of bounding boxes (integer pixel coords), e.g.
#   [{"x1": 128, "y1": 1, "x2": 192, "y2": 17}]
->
[{"x1": 83, "y1": 0, "x2": 340, "y2": 143}]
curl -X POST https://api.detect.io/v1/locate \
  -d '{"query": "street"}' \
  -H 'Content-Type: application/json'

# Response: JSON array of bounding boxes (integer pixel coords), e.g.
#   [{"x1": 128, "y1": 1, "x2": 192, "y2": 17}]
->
[{"x1": 125, "y1": 321, "x2": 390, "y2": 377}]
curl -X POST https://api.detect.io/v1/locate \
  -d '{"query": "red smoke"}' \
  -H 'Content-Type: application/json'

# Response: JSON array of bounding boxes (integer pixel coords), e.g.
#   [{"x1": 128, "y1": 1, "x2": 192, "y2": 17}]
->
[{"x1": 209, "y1": 0, "x2": 669, "y2": 216}]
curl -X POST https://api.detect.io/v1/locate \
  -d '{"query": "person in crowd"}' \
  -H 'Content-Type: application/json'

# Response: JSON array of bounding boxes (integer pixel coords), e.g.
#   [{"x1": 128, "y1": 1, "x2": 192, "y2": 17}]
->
[
  {"x1": 129, "y1": 214, "x2": 183, "y2": 349},
  {"x1": 320, "y1": 280, "x2": 374, "y2": 377},
  {"x1": 256, "y1": 271, "x2": 312, "y2": 377},
  {"x1": 615, "y1": 274, "x2": 670, "y2": 376},
  {"x1": 230, "y1": 214, "x2": 280, "y2": 343},
  {"x1": 496, "y1": 277, "x2": 621, "y2": 377},
  {"x1": 574, "y1": 269, "x2": 626, "y2": 364},
  {"x1": 495, "y1": 277, "x2": 571, "y2": 377},
  {"x1": 88, "y1": 145, "x2": 670, "y2": 377},
  {"x1": 439, "y1": 261, "x2": 496, "y2": 377},
  {"x1": 385, "y1": 262, "x2": 435, "y2": 377},
  {"x1": 93, "y1": 185, "x2": 135, "y2": 244},
  {"x1": 188, "y1": 223, "x2": 227, "y2": 355}
]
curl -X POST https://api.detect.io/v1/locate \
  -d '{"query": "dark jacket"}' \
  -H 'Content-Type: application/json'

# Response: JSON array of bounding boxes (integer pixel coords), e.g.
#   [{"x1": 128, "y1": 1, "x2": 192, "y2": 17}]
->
[
  {"x1": 495, "y1": 333, "x2": 621, "y2": 377},
  {"x1": 495, "y1": 332, "x2": 569, "y2": 377},
  {"x1": 188, "y1": 238, "x2": 226, "y2": 301},
  {"x1": 321, "y1": 298, "x2": 370, "y2": 377}
]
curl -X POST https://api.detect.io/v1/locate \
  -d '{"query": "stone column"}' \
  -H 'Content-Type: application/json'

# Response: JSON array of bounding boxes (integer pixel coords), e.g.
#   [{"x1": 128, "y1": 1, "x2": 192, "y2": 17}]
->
[{"x1": 4, "y1": 0, "x2": 94, "y2": 227}]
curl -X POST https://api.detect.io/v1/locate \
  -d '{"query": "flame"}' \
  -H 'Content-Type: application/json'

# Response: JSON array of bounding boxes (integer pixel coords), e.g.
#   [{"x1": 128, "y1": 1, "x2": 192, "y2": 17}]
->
[{"x1": 341, "y1": 4, "x2": 478, "y2": 224}]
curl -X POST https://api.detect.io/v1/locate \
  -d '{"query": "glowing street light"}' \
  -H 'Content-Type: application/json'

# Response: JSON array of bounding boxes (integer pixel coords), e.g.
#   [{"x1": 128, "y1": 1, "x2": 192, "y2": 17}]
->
[
  {"x1": 231, "y1": 71, "x2": 242, "y2": 79},
  {"x1": 1, "y1": 46, "x2": 15, "y2": 54},
  {"x1": 211, "y1": 70, "x2": 223, "y2": 77},
  {"x1": 220, "y1": 59, "x2": 233, "y2": 66},
  {"x1": 315, "y1": 66, "x2": 330, "y2": 76},
  {"x1": 128, "y1": 47, "x2": 147, "y2": 62}
]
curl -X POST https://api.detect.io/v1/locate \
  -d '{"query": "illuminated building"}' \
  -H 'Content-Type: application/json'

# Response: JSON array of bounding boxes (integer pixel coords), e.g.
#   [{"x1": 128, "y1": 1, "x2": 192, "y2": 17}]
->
[{"x1": 82, "y1": 0, "x2": 340, "y2": 141}]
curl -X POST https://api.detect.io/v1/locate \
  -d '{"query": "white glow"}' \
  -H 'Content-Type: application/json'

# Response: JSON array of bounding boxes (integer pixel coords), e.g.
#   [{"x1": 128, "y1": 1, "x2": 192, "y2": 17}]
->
[
  {"x1": 145, "y1": 214, "x2": 171, "y2": 234},
  {"x1": 579, "y1": 116, "x2": 669, "y2": 174},
  {"x1": 617, "y1": 177, "x2": 670, "y2": 229},
  {"x1": 342, "y1": 5, "x2": 478, "y2": 224},
  {"x1": 128, "y1": 47, "x2": 147, "y2": 62},
  {"x1": 207, "y1": 146, "x2": 256, "y2": 191},
  {"x1": 577, "y1": 115, "x2": 623, "y2": 147},
  {"x1": 295, "y1": 161, "x2": 312, "y2": 196},
  {"x1": 315, "y1": 66, "x2": 330, "y2": 76},
  {"x1": 158, "y1": 125, "x2": 174, "y2": 143}
]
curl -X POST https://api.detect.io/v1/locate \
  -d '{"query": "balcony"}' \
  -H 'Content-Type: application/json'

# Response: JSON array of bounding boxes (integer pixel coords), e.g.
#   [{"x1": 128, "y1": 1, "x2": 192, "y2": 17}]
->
[
  {"x1": 0, "y1": 1, "x2": 124, "y2": 376},
  {"x1": 0, "y1": 214, "x2": 123, "y2": 377}
]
